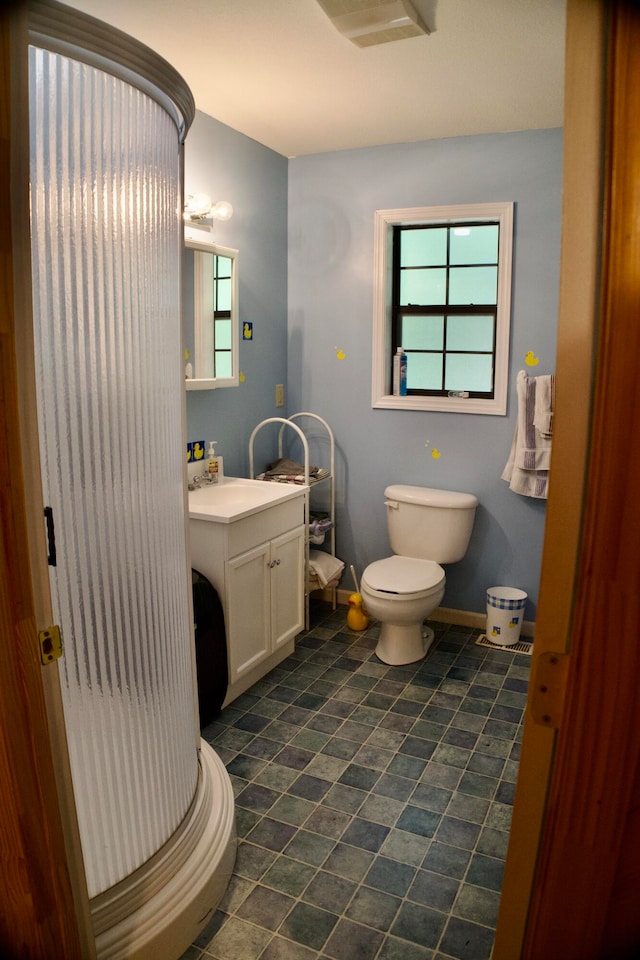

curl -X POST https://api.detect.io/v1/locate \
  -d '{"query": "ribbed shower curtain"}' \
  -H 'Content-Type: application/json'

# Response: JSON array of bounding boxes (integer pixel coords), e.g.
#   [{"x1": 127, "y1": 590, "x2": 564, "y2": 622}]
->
[{"x1": 29, "y1": 44, "x2": 197, "y2": 899}]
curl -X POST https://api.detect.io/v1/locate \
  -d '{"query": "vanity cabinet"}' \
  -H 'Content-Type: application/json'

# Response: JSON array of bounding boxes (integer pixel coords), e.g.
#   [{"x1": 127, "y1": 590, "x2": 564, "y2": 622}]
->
[
  {"x1": 189, "y1": 491, "x2": 306, "y2": 707},
  {"x1": 226, "y1": 525, "x2": 305, "y2": 680}
]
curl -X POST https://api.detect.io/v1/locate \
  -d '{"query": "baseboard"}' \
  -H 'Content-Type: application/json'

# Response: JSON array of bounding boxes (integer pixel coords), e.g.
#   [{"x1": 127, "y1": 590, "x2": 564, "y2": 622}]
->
[
  {"x1": 431, "y1": 605, "x2": 536, "y2": 639},
  {"x1": 92, "y1": 742, "x2": 236, "y2": 960},
  {"x1": 326, "y1": 588, "x2": 535, "y2": 639}
]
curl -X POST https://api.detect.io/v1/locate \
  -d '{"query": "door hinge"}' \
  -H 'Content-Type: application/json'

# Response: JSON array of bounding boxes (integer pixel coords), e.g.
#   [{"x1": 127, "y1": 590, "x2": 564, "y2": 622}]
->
[
  {"x1": 39, "y1": 625, "x2": 63, "y2": 665},
  {"x1": 530, "y1": 651, "x2": 569, "y2": 728}
]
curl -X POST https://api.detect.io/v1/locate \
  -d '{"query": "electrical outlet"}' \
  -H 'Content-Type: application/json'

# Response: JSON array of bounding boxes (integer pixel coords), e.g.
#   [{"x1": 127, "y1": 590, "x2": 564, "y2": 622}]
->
[{"x1": 275, "y1": 383, "x2": 284, "y2": 407}]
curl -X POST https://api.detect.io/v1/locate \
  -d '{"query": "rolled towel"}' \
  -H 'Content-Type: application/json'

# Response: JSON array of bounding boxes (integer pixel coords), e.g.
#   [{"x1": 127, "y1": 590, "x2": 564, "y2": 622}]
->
[{"x1": 308, "y1": 550, "x2": 344, "y2": 588}]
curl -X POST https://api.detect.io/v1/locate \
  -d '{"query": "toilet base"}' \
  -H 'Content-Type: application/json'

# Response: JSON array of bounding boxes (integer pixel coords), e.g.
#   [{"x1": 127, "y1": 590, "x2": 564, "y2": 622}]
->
[{"x1": 375, "y1": 622, "x2": 435, "y2": 666}]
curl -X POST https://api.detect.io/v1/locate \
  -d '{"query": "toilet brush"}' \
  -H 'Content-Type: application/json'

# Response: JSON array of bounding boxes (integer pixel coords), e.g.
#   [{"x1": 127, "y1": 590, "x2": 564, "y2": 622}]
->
[{"x1": 350, "y1": 564, "x2": 359, "y2": 593}]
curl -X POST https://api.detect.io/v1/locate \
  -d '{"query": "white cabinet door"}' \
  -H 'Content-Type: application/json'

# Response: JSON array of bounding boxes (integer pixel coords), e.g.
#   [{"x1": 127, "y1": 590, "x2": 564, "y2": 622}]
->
[
  {"x1": 226, "y1": 525, "x2": 305, "y2": 684},
  {"x1": 226, "y1": 541, "x2": 271, "y2": 682},
  {"x1": 271, "y1": 526, "x2": 305, "y2": 652}
]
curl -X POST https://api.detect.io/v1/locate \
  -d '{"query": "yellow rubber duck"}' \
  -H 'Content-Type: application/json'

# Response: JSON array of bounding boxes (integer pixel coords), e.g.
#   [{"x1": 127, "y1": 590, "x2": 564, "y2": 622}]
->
[{"x1": 347, "y1": 593, "x2": 369, "y2": 631}]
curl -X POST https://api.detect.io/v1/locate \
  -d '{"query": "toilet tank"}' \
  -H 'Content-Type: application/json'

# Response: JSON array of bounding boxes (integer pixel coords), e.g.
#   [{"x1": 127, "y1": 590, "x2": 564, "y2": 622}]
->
[{"x1": 385, "y1": 485, "x2": 478, "y2": 563}]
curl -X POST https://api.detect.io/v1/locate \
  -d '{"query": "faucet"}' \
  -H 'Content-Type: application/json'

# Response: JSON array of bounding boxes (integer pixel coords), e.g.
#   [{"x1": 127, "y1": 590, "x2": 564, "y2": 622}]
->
[{"x1": 188, "y1": 471, "x2": 215, "y2": 491}]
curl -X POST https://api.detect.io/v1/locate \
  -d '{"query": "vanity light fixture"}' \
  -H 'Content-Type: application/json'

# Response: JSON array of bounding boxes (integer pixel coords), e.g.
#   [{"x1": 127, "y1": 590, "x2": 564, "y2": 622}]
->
[
  {"x1": 184, "y1": 194, "x2": 234, "y2": 222},
  {"x1": 184, "y1": 193, "x2": 212, "y2": 220}
]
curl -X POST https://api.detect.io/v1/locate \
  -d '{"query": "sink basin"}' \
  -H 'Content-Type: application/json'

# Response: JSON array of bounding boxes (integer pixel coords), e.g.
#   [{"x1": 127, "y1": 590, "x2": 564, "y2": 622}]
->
[{"x1": 188, "y1": 477, "x2": 305, "y2": 522}]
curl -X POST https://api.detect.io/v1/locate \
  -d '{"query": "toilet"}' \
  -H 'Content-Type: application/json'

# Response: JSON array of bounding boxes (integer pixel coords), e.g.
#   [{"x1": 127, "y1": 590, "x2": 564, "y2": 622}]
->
[{"x1": 361, "y1": 485, "x2": 478, "y2": 665}]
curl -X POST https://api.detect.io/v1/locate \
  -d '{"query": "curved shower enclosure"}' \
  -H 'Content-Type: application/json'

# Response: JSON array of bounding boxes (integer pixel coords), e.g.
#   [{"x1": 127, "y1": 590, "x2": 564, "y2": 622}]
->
[{"x1": 23, "y1": 2, "x2": 235, "y2": 957}]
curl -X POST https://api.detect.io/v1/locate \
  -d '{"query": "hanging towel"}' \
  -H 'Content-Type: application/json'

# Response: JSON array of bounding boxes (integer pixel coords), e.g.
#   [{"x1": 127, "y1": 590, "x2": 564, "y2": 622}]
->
[
  {"x1": 514, "y1": 372, "x2": 552, "y2": 472},
  {"x1": 533, "y1": 374, "x2": 555, "y2": 439},
  {"x1": 502, "y1": 370, "x2": 552, "y2": 499}
]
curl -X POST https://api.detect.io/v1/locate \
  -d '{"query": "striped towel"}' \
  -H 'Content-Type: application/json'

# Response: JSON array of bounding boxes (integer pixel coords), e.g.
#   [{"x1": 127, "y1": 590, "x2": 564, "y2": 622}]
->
[{"x1": 502, "y1": 371, "x2": 552, "y2": 499}]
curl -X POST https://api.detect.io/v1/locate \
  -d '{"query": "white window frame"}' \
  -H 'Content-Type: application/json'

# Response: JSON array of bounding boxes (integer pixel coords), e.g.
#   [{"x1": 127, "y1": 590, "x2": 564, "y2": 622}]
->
[{"x1": 371, "y1": 202, "x2": 514, "y2": 415}]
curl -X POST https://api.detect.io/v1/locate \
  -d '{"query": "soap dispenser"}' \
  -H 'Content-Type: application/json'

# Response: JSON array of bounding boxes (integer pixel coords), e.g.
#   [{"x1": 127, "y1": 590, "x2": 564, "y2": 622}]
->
[{"x1": 207, "y1": 441, "x2": 219, "y2": 483}]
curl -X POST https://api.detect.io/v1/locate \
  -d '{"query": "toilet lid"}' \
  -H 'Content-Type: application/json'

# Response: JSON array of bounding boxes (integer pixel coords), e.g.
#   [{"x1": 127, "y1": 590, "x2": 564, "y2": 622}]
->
[{"x1": 362, "y1": 556, "x2": 444, "y2": 595}]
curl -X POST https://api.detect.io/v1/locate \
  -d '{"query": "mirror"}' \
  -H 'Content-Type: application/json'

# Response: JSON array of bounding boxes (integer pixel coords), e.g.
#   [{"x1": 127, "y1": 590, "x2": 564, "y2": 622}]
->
[{"x1": 184, "y1": 237, "x2": 239, "y2": 390}]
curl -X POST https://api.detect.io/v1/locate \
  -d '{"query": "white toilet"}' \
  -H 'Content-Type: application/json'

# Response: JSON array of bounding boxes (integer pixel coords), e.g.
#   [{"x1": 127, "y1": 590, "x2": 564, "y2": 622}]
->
[{"x1": 361, "y1": 485, "x2": 478, "y2": 665}]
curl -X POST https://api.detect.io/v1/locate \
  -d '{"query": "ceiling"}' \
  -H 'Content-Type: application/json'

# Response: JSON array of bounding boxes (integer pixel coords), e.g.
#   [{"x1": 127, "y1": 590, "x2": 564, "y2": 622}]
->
[{"x1": 63, "y1": 0, "x2": 566, "y2": 158}]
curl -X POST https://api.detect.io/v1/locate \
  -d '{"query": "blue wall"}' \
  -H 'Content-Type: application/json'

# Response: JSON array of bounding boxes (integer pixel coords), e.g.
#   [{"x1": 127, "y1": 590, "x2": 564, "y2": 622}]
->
[
  {"x1": 185, "y1": 115, "x2": 563, "y2": 620},
  {"x1": 184, "y1": 111, "x2": 289, "y2": 476}
]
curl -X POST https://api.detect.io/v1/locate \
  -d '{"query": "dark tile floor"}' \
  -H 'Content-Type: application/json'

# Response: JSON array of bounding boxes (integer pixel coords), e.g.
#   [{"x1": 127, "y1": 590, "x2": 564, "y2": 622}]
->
[{"x1": 181, "y1": 601, "x2": 530, "y2": 960}]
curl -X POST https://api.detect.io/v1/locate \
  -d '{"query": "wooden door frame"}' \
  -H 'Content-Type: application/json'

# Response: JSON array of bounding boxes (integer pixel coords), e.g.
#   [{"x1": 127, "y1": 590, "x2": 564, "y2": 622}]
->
[
  {"x1": 524, "y1": 3, "x2": 640, "y2": 954},
  {"x1": 3, "y1": 0, "x2": 639, "y2": 957},
  {"x1": 0, "y1": 3, "x2": 89, "y2": 956},
  {"x1": 496, "y1": 1, "x2": 640, "y2": 956}
]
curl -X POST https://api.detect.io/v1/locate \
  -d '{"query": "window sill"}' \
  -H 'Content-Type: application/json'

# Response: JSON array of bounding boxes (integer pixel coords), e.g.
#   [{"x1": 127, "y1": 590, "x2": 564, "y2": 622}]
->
[{"x1": 372, "y1": 393, "x2": 506, "y2": 415}]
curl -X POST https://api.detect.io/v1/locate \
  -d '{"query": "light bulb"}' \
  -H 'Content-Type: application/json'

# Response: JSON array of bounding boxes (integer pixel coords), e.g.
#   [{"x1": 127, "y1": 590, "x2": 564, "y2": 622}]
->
[
  {"x1": 212, "y1": 200, "x2": 233, "y2": 221},
  {"x1": 191, "y1": 193, "x2": 212, "y2": 216}
]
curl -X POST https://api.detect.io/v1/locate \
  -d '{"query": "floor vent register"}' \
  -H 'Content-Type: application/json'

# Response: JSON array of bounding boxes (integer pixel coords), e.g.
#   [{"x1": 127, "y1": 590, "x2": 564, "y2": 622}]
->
[{"x1": 476, "y1": 634, "x2": 533, "y2": 655}]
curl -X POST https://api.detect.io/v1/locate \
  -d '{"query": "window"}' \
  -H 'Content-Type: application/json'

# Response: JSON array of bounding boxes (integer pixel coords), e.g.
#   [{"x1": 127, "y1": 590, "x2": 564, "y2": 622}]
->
[
  {"x1": 372, "y1": 203, "x2": 513, "y2": 414},
  {"x1": 210, "y1": 252, "x2": 233, "y2": 378}
]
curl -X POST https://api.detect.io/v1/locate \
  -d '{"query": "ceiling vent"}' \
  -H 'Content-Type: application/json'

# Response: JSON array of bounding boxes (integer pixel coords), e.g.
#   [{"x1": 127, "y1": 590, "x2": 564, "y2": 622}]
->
[{"x1": 316, "y1": 0, "x2": 430, "y2": 48}]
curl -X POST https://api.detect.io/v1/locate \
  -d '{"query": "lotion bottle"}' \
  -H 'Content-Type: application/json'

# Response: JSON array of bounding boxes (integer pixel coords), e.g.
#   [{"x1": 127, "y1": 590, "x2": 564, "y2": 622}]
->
[{"x1": 207, "y1": 441, "x2": 219, "y2": 483}]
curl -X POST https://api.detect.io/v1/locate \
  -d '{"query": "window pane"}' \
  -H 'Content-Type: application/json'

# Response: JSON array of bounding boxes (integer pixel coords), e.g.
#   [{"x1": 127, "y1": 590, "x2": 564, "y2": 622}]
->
[
  {"x1": 400, "y1": 268, "x2": 446, "y2": 305},
  {"x1": 214, "y1": 318, "x2": 232, "y2": 349},
  {"x1": 450, "y1": 225, "x2": 498, "y2": 265},
  {"x1": 449, "y1": 266, "x2": 497, "y2": 305},
  {"x1": 215, "y1": 277, "x2": 231, "y2": 312},
  {"x1": 215, "y1": 255, "x2": 232, "y2": 279},
  {"x1": 446, "y1": 315, "x2": 494, "y2": 351},
  {"x1": 401, "y1": 228, "x2": 447, "y2": 267},
  {"x1": 215, "y1": 351, "x2": 232, "y2": 378},
  {"x1": 445, "y1": 353, "x2": 493, "y2": 392},
  {"x1": 407, "y1": 352, "x2": 443, "y2": 390},
  {"x1": 401, "y1": 315, "x2": 444, "y2": 350}
]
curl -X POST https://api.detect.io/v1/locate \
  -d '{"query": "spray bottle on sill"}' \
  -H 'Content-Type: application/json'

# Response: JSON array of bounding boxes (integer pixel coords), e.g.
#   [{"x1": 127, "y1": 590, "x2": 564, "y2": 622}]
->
[
  {"x1": 393, "y1": 347, "x2": 408, "y2": 397},
  {"x1": 207, "y1": 441, "x2": 220, "y2": 483}
]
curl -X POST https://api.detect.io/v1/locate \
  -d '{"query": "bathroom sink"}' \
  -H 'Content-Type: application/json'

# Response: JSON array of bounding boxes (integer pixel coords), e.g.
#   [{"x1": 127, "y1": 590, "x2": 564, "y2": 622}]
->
[{"x1": 188, "y1": 477, "x2": 305, "y2": 522}]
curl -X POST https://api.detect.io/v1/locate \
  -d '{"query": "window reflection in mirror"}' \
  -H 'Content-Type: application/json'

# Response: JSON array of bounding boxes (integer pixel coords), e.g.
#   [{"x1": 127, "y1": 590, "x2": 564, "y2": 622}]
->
[{"x1": 184, "y1": 238, "x2": 239, "y2": 390}]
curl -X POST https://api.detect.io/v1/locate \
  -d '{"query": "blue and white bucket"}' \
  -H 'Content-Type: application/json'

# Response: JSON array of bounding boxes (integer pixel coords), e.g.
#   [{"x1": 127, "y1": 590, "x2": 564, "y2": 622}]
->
[{"x1": 486, "y1": 586, "x2": 527, "y2": 646}]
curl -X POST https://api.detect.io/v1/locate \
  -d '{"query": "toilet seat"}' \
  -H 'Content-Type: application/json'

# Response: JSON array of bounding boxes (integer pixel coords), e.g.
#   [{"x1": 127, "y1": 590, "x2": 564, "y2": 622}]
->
[{"x1": 362, "y1": 555, "x2": 444, "y2": 599}]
